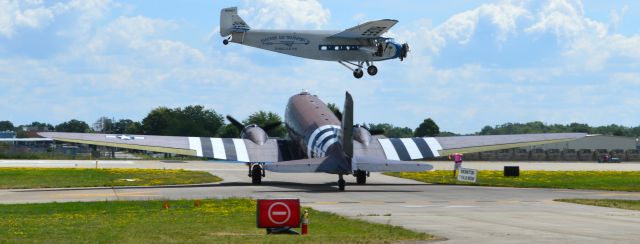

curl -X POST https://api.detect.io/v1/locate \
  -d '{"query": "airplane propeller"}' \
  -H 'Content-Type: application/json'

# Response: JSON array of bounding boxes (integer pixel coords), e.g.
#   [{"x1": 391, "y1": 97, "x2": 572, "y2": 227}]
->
[{"x1": 400, "y1": 43, "x2": 410, "y2": 61}]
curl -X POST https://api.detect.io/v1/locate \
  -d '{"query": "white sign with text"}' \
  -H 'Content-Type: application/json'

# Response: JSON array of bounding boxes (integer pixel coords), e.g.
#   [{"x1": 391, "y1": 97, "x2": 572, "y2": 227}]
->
[{"x1": 457, "y1": 168, "x2": 477, "y2": 183}]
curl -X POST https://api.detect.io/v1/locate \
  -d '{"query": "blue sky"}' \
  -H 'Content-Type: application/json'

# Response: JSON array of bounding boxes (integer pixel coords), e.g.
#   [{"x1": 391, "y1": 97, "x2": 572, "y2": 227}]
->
[{"x1": 1, "y1": 0, "x2": 639, "y2": 134}]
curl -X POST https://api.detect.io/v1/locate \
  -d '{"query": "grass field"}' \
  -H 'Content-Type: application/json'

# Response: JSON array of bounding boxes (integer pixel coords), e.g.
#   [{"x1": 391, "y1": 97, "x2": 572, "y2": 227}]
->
[
  {"x1": 0, "y1": 168, "x2": 222, "y2": 189},
  {"x1": 386, "y1": 170, "x2": 640, "y2": 191},
  {"x1": 0, "y1": 199, "x2": 434, "y2": 243},
  {"x1": 556, "y1": 199, "x2": 640, "y2": 211}
]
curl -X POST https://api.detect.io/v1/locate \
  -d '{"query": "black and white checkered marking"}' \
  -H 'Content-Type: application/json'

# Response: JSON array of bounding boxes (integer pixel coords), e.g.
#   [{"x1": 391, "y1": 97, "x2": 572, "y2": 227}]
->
[
  {"x1": 188, "y1": 137, "x2": 249, "y2": 161},
  {"x1": 306, "y1": 125, "x2": 341, "y2": 158},
  {"x1": 378, "y1": 137, "x2": 442, "y2": 160}
]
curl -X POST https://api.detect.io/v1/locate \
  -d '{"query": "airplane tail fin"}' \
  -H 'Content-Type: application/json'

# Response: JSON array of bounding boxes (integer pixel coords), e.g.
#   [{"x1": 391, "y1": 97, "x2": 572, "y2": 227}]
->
[
  {"x1": 341, "y1": 92, "x2": 354, "y2": 160},
  {"x1": 220, "y1": 7, "x2": 250, "y2": 37}
]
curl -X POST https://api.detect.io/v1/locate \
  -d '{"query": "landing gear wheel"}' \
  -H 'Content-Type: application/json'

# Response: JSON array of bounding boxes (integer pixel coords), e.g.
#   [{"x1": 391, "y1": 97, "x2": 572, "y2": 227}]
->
[
  {"x1": 223, "y1": 39, "x2": 229, "y2": 45},
  {"x1": 338, "y1": 174, "x2": 346, "y2": 191},
  {"x1": 355, "y1": 170, "x2": 367, "y2": 184},
  {"x1": 353, "y1": 69, "x2": 364, "y2": 79},
  {"x1": 251, "y1": 165, "x2": 262, "y2": 184},
  {"x1": 367, "y1": 65, "x2": 378, "y2": 76}
]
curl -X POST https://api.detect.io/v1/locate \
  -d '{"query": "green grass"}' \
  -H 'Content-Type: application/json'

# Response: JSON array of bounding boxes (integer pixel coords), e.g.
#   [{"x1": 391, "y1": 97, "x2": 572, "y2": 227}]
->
[
  {"x1": 0, "y1": 199, "x2": 433, "y2": 243},
  {"x1": 0, "y1": 168, "x2": 222, "y2": 189},
  {"x1": 556, "y1": 199, "x2": 640, "y2": 211},
  {"x1": 386, "y1": 170, "x2": 640, "y2": 191}
]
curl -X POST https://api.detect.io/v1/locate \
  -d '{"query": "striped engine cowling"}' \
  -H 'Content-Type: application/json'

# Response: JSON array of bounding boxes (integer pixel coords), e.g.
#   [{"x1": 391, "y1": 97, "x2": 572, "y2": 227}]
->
[{"x1": 378, "y1": 137, "x2": 442, "y2": 161}]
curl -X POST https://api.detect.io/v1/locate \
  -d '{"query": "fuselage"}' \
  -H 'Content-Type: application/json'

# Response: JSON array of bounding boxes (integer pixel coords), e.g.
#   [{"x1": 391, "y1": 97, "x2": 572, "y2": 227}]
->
[
  {"x1": 230, "y1": 30, "x2": 401, "y2": 62},
  {"x1": 284, "y1": 91, "x2": 342, "y2": 159}
]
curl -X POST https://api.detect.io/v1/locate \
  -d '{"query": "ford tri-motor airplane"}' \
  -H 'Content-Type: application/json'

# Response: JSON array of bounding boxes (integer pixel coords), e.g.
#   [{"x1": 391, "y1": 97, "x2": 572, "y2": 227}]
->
[
  {"x1": 40, "y1": 91, "x2": 585, "y2": 191},
  {"x1": 219, "y1": 7, "x2": 410, "y2": 79}
]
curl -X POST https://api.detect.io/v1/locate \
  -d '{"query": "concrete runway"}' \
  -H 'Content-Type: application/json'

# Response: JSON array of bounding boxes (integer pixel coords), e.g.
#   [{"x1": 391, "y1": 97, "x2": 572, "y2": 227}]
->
[{"x1": 1, "y1": 160, "x2": 640, "y2": 243}]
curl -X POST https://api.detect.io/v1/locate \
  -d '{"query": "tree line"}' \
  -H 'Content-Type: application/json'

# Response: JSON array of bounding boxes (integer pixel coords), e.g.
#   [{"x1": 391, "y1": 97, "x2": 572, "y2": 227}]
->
[
  {"x1": 479, "y1": 121, "x2": 640, "y2": 137},
  {"x1": 1, "y1": 105, "x2": 639, "y2": 138}
]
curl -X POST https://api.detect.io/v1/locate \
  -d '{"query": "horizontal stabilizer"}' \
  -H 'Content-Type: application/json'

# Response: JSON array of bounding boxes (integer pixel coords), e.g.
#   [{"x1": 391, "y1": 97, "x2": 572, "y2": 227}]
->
[
  {"x1": 264, "y1": 157, "x2": 327, "y2": 173},
  {"x1": 353, "y1": 156, "x2": 433, "y2": 172}
]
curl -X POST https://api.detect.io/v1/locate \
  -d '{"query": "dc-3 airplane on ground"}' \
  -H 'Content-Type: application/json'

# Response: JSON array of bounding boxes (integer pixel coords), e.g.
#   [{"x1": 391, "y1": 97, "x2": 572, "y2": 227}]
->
[
  {"x1": 40, "y1": 91, "x2": 586, "y2": 191},
  {"x1": 219, "y1": 7, "x2": 410, "y2": 79}
]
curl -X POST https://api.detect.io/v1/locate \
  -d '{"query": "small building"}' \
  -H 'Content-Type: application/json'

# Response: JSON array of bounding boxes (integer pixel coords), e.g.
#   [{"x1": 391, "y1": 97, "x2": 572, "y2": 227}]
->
[{"x1": 0, "y1": 131, "x2": 16, "y2": 139}]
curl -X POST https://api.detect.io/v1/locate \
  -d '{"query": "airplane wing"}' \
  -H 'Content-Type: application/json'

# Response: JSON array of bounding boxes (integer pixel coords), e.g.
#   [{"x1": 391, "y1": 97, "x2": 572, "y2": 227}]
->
[
  {"x1": 328, "y1": 19, "x2": 398, "y2": 39},
  {"x1": 38, "y1": 132, "x2": 280, "y2": 162},
  {"x1": 354, "y1": 133, "x2": 587, "y2": 161},
  {"x1": 0, "y1": 138, "x2": 54, "y2": 142}
]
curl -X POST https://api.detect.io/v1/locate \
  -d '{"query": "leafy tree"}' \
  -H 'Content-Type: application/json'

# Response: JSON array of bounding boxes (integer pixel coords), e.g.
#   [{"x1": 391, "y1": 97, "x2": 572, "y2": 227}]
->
[
  {"x1": 242, "y1": 111, "x2": 287, "y2": 137},
  {"x1": 141, "y1": 105, "x2": 224, "y2": 137},
  {"x1": 367, "y1": 123, "x2": 414, "y2": 138},
  {"x1": 243, "y1": 111, "x2": 286, "y2": 137},
  {"x1": 141, "y1": 107, "x2": 172, "y2": 135},
  {"x1": 476, "y1": 121, "x2": 640, "y2": 137},
  {"x1": 218, "y1": 124, "x2": 240, "y2": 138},
  {"x1": 414, "y1": 118, "x2": 440, "y2": 137},
  {"x1": 22, "y1": 121, "x2": 54, "y2": 132},
  {"x1": 326, "y1": 103, "x2": 342, "y2": 121},
  {"x1": 55, "y1": 119, "x2": 91, "y2": 133},
  {"x1": 113, "y1": 119, "x2": 142, "y2": 134},
  {"x1": 0, "y1": 121, "x2": 14, "y2": 131},
  {"x1": 568, "y1": 122, "x2": 590, "y2": 133},
  {"x1": 93, "y1": 116, "x2": 114, "y2": 133}
]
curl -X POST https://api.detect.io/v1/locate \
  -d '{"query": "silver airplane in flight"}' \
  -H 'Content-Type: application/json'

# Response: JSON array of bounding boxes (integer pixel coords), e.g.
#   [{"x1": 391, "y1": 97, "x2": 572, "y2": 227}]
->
[
  {"x1": 219, "y1": 7, "x2": 410, "y2": 79},
  {"x1": 40, "y1": 91, "x2": 585, "y2": 191}
]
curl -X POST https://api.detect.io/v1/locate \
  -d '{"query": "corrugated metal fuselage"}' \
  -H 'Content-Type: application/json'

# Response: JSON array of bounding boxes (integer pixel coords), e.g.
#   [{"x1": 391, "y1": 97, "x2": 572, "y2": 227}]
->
[
  {"x1": 284, "y1": 92, "x2": 342, "y2": 159},
  {"x1": 230, "y1": 30, "x2": 400, "y2": 61}
]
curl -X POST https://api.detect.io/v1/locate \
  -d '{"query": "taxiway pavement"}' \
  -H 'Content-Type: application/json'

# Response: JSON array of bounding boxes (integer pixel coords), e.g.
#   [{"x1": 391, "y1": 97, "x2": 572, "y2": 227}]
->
[{"x1": 1, "y1": 160, "x2": 639, "y2": 243}]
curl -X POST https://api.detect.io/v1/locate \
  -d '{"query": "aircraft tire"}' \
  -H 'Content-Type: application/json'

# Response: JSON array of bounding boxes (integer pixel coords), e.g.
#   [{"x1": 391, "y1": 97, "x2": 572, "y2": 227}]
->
[
  {"x1": 338, "y1": 178, "x2": 346, "y2": 191},
  {"x1": 355, "y1": 170, "x2": 367, "y2": 184},
  {"x1": 251, "y1": 165, "x2": 262, "y2": 184},
  {"x1": 223, "y1": 39, "x2": 229, "y2": 45},
  {"x1": 353, "y1": 69, "x2": 364, "y2": 79},
  {"x1": 367, "y1": 65, "x2": 378, "y2": 76}
]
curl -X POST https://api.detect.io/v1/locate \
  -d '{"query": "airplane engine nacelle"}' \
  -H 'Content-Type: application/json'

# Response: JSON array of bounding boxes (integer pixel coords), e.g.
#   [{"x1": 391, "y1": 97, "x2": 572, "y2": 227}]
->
[
  {"x1": 353, "y1": 126, "x2": 372, "y2": 146},
  {"x1": 241, "y1": 125, "x2": 268, "y2": 145}
]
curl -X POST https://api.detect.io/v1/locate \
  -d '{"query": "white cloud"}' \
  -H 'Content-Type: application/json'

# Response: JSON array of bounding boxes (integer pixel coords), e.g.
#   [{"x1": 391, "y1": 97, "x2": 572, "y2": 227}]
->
[
  {"x1": 407, "y1": 1, "x2": 530, "y2": 55},
  {"x1": 525, "y1": 0, "x2": 640, "y2": 71},
  {"x1": 2, "y1": 0, "x2": 640, "y2": 133},
  {"x1": 0, "y1": 0, "x2": 114, "y2": 39},
  {"x1": 609, "y1": 5, "x2": 628, "y2": 32},
  {"x1": 240, "y1": 0, "x2": 330, "y2": 29},
  {"x1": 0, "y1": 0, "x2": 54, "y2": 38}
]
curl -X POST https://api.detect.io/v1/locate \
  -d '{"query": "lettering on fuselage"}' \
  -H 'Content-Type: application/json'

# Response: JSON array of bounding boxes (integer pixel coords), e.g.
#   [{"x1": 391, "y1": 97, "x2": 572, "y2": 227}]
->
[{"x1": 261, "y1": 35, "x2": 310, "y2": 51}]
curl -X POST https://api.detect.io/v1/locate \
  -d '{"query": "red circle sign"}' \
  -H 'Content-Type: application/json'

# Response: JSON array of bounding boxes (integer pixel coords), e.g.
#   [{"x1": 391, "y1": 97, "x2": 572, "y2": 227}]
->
[
  {"x1": 257, "y1": 199, "x2": 300, "y2": 228},
  {"x1": 268, "y1": 202, "x2": 291, "y2": 225}
]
